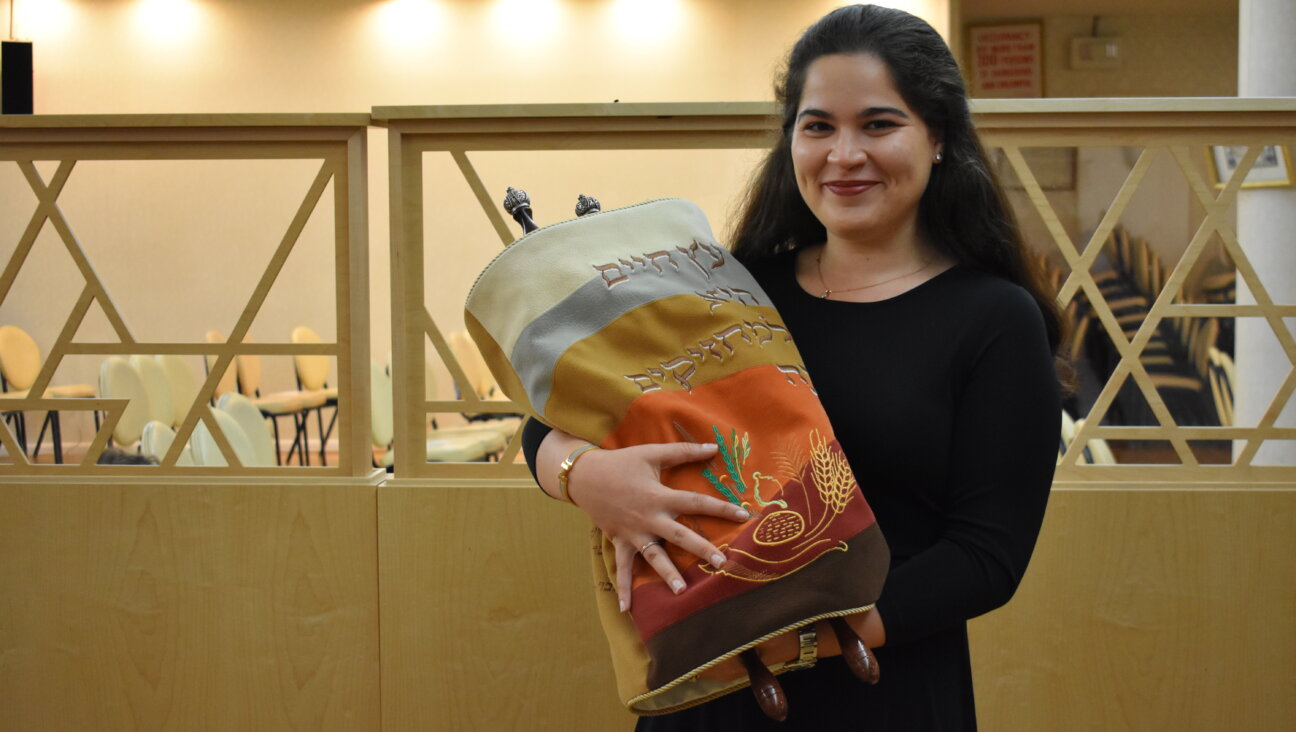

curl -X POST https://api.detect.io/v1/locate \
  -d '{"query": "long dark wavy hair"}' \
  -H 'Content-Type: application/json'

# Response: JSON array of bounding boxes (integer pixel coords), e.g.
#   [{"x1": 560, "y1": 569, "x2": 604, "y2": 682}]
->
[{"x1": 731, "y1": 4, "x2": 1067, "y2": 366}]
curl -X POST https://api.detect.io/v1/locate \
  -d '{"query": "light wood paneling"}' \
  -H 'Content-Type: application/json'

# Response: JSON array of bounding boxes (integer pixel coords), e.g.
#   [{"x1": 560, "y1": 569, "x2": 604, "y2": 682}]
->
[
  {"x1": 378, "y1": 480, "x2": 630, "y2": 731},
  {"x1": 0, "y1": 479, "x2": 380, "y2": 732},
  {"x1": 970, "y1": 487, "x2": 1296, "y2": 731}
]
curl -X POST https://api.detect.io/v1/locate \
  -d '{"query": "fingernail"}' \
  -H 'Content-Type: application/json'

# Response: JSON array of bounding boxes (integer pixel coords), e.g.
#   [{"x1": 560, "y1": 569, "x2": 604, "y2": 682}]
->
[
  {"x1": 735, "y1": 508, "x2": 751, "y2": 520},
  {"x1": 711, "y1": 553, "x2": 726, "y2": 567},
  {"x1": 671, "y1": 579, "x2": 686, "y2": 594},
  {"x1": 619, "y1": 598, "x2": 628, "y2": 612},
  {"x1": 700, "y1": 443, "x2": 718, "y2": 451}
]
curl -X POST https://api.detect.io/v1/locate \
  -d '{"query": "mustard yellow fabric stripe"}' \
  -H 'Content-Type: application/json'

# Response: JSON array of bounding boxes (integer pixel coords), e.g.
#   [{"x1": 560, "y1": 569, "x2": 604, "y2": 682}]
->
[{"x1": 544, "y1": 296, "x2": 804, "y2": 441}]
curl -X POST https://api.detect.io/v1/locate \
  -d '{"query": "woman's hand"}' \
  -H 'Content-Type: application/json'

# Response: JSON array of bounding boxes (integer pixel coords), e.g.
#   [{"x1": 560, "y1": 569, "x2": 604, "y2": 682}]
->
[{"x1": 535, "y1": 429, "x2": 751, "y2": 612}]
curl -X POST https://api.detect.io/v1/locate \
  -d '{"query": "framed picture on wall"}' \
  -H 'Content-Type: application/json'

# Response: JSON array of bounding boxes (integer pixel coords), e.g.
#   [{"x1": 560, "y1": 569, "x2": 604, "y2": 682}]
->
[
  {"x1": 1206, "y1": 145, "x2": 1293, "y2": 189},
  {"x1": 967, "y1": 23, "x2": 1043, "y2": 98}
]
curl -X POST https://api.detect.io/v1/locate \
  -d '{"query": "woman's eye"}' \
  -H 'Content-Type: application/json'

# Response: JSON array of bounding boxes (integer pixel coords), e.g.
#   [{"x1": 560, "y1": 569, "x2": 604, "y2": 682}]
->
[
  {"x1": 864, "y1": 119, "x2": 899, "y2": 131},
  {"x1": 803, "y1": 121, "x2": 832, "y2": 133}
]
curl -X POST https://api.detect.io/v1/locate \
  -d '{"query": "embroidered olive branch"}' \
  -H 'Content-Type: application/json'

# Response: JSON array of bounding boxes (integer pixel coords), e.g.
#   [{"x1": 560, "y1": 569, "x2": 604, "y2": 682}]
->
[
  {"x1": 701, "y1": 466, "x2": 742, "y2": 506},
  {"x1": 712, "y1": 426, "x2": 748, "y2": 495}
]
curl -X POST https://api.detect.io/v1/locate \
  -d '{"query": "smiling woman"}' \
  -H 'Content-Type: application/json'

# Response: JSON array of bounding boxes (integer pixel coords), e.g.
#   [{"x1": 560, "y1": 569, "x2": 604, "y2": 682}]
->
[{"x1": 522, "y1": 4, "x2": 1066, "y2": 730}]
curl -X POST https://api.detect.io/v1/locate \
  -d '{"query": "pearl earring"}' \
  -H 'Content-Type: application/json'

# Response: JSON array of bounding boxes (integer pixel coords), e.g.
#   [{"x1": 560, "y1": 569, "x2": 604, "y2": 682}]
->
[{"x1": 934, "y1": 152, "x2": 943, "y2": 163}]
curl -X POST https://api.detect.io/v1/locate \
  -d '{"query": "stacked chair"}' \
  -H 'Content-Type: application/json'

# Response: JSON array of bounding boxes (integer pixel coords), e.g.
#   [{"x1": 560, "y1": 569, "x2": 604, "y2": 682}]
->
[
  {"x1": 125, "y1": 354, "x2": 274, "y2": 467},
  {"x1": 1081, "y1": 227, "x2": 1215, "y2": 426},
  {"x1": 214, "y1": 392, "x2": 278, "y2": 467},
  {"x1": 370, "y1": 360, "x2": 501, "y2": 469},
  {"x1": 205, "y1": 330, "x2": 323, "y2": 465},
  {"x1": 0, "y1": 325, "x2": 97, "y2": 463},
  {"x1": 446, "y1": 329, "x2": 524, "y2": 445},
  {"x1": 1206, "y1": 346, "x2": 1236, "y2": 427},
  {"x1": 290, "y1": 326, "x2": 338, "y2": 466},
  {"x1": 98, "y1": 357, "x2": 154, "y2": 451},
  {"x1": 1059, "y1": 408, "x2": 1117, "y2": 465},
  {"x1": 190, "y1": 407, "x2": 258, "y2": 467}
]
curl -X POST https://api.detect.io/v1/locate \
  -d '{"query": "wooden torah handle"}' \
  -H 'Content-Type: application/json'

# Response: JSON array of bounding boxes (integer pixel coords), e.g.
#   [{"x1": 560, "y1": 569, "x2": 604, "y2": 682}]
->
[
  {"x1": 829, "y1": 617, "x2": 880, "y2": 685},
  {"x1": 739, "y1": 648, "x2": 788, "y2": 722}
]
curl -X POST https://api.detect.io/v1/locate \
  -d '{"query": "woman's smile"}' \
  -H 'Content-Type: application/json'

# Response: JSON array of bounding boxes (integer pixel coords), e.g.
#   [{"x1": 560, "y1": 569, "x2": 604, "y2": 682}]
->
[{"x1": 824, "y1": 179, "x2": 878, "y2": 196}]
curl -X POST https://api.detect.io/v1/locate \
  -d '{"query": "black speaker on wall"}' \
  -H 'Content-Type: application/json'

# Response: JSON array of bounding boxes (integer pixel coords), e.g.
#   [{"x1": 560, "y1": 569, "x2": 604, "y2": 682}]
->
[{"x1": 2, "y1": 40, "x2": 34, "y2": 114}]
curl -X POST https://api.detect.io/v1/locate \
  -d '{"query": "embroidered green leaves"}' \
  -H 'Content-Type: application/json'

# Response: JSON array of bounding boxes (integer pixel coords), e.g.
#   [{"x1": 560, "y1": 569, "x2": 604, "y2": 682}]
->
[{"x1": 699, "y1": 426, "x2": 788, "y2": 512}]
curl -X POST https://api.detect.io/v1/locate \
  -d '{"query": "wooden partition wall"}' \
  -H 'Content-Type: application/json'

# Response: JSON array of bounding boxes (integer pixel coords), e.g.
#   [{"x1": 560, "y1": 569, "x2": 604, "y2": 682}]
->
[
  {"x1": 2, "y1": 103, "x2": 1293, "y2": 731},
  {"x1": 379, "y1": 100, "x2": 1296, "y2": 731},
  {"x1": 0, "y1": 115, "x2": 383, "y2": 730}
]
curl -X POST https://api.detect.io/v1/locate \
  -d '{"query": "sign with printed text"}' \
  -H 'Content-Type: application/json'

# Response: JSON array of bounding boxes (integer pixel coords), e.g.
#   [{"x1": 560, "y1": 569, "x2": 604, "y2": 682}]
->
[{"x1": 969, "y1": 24, "x2": 1042, "y2": 98}]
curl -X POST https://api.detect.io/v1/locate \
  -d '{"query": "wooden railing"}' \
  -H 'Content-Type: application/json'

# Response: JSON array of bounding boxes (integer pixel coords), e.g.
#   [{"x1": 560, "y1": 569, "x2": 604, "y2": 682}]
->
[
  {"x1": 377, "y1": 99, "x2": 1296, "y2": 486},
  {"x1": 0, "y1": 114, "x2": 373, "y2": 477}
]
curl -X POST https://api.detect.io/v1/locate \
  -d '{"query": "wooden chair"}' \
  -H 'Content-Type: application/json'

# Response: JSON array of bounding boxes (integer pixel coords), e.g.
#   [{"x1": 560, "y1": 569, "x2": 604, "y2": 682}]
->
[
  {"x1": 191, "y1": 407, "x2": 257, "y2": 467},
  {"x1": 447, "y1": 329, "x2": 523, "y2": 442},
  {"x1": 202, "y1": 330, "x2": 240, "y2": 402},
  {"x1": 217, "y1": 392, "x2": 278, "y2": 467},
  {"x1": 206, "y1": 330, "x2": 315, "y2": 465},
  {"x1": 290, "y1": 326, "x2": 338, "y2": 465},
  {"x1": 0, "y1": 325, "x2": 96, "y2": 463},
  {"x1": 1206, "y1": 347, "x2": 1235, "y2": 426},
  {"x1": 130, "y1": 355, "x2": 174, "y2": 430},
  {"x1": 370, "y1": 361, "x2": 496, "y2": 469},
  {"x1": 140, "y1": 420, "x2": 195, "y2": 466},
  {"x1": 155, "y1": 355, "x2": 200, "y2": 428},
  {"x1": 98, "y1": 356, "x2": 153, "y2": 450}
]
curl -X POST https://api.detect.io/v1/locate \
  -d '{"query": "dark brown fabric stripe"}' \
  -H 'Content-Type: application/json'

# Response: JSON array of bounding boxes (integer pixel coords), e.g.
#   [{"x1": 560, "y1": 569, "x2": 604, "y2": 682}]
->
[{"x1": 643, "y1": 523, "x2": 889, "y2": 690}]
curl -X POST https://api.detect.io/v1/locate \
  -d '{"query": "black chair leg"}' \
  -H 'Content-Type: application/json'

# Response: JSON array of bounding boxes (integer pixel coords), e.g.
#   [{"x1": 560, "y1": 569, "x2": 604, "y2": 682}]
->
[
  {"x1": 299, "y1": 412, "x2": 310, "y2": 466},
  {"x1": 33, "y1": 411, "x2": 63, "y2": 463},
  {"x1": 13, "y1": 412, "x2": 28, "y2": 456},
  {"x1": 269, "y1": 415, "x2": 283, "y2": 465},
  {"x1": 315, "y1": 407, "x2": 326, "y2": 465},
  {"x1": 33, "y1": 413, "x2": 49, "y2": 460},
  {"x1": 281, "y1": 413, "x2": 305, "y2": 466},
  {"x1": 51, "y1": 412, "x2": 62, "y2": 464}
]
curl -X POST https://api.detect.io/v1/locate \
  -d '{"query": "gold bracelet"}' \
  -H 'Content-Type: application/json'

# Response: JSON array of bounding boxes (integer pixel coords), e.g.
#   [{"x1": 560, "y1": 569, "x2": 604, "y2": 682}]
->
[{"x1": 557, "y1": 444, "x2": 599, "y2": 506}]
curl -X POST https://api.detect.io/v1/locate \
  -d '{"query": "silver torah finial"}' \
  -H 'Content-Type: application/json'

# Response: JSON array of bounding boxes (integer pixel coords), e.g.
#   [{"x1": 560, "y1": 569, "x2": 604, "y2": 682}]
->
[
  {"x1": 575, "y1": 194, "x2": 602, "y2": 217},
  {"x1": 503, "y1": 186, "x2": 539, "y2": 234}
]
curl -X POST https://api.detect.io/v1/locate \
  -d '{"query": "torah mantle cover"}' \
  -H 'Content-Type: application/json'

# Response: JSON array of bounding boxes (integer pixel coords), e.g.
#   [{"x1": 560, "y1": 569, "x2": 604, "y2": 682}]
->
[{"x1": 465, "y1": 199, "x2": 888, "y2": 714}]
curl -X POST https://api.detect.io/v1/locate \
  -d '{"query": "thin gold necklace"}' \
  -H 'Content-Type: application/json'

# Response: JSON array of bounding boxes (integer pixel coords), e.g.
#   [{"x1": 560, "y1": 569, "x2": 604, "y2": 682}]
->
[{"x1": 815, "y1": 250, "x2": 934, "y2": 300}]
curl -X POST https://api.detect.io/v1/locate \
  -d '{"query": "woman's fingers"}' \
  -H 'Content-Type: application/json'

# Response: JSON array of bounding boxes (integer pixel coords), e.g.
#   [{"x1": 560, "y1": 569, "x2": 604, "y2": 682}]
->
[
  {"x1": 656, "y1": 517, "x2": 731, "y2": 570},
  {"x1": 639, "y1": 540, "x2": 687, "y2": 595},
  {"x1": 648, "y1": 441, "x2": 719, "y2": 469},
  {"x1": 670, "y1": 488, "x2": 751, "y2": 524},
  {"x1": 615, "y1": 539, "x2": 635, "y2": 612}
]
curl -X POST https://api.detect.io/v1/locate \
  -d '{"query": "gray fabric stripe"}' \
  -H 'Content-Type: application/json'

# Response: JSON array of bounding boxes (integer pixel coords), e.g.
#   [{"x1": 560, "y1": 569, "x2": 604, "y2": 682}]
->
[{"x1": 511, "y1": 254, "x2": 771, "y2": 420}]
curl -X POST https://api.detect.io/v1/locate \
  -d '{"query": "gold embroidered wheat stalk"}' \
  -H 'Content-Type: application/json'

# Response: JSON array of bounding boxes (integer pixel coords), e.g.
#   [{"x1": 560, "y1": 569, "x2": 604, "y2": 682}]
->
[{"x1": 809, "y1": 429, "x2": 856, "y2": 514}]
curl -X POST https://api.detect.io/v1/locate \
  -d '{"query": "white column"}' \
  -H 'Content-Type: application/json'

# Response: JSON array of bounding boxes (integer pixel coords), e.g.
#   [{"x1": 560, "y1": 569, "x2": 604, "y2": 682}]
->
[{"x1": 1236, "y1": 0, "x2": 1296, "y2": 464}]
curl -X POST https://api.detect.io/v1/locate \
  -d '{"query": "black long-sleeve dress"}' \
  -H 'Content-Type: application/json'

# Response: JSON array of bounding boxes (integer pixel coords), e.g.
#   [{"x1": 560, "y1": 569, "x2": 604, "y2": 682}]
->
[{"x1": 522, "y1": 251, "x2": 1060, "y2": 731}]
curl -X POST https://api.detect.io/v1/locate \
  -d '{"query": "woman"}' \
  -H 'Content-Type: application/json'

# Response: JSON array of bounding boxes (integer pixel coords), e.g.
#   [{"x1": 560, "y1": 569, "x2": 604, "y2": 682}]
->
[{"x1": 522, "y1": 5, "x2": 1063, "y2": 729}]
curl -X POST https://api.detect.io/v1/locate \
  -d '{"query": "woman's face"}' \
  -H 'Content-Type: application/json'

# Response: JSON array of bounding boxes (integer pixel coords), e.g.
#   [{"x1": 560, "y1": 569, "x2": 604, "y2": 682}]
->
[{"x1": 790, "y1": 53, "x2": 940, "y2": 247}]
